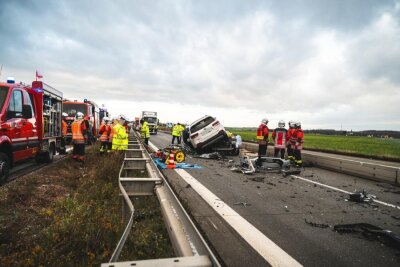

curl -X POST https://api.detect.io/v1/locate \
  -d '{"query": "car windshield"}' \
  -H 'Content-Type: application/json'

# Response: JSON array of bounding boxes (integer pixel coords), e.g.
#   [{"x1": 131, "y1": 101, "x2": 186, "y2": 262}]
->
[
  {"x1": 63, "y1": 103, "x2": 87, "y2": 117},
  {"x1": 146, "y1": 117, "x2": 157, "y2": 123},
  {"x1": 190, "y1": 116, "x2": 215, "y2": 133},
  {"x1": 0, "y1": 86, "x2": 9, "y2": 112}
]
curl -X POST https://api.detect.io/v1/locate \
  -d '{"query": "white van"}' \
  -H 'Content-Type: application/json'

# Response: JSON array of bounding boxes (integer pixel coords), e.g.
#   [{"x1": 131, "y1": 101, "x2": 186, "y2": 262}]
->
[{"x1": 187, "y1": 115, "x2": 227, "y2": 150}]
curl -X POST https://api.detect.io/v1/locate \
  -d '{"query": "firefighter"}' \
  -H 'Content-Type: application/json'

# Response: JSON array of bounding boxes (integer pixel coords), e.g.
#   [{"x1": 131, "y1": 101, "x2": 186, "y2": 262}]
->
[
  {"x1": 140, "y1": 118, "x2": 150, "y2": 146},
  {"x1": 177, "y1": 123, "x2": 185, "y2": 144},
  {"x1": 287, "y1": 120, "x2": 295, "y2": 163},
  {"x1": 107, "y1": 118, "x2": 114, "y2": 152},
  {"x1": 272, "y1": 120, "x2": 288, "y2": 159},
  {"x1": 293, "y1": 121, "x2": 304, "y2": 167},
  {"x1": 99, "y1": 117, "x2": 111, "y2": 153},
  {"x1": 256, "y1": 118, "x2": 269, "y2": 166},
  {"x1": 71, "y1": 112, "x2": 87, "y2": 162},
  {"x1": 171, "y1": 123, "x2": 184, "y2": 144},
  {"x1": 112, "y1": 115, "x2": 128, "y2": 151},
  {"x1": 60, "y1": 112, "x2": 68, "y2": 154}
]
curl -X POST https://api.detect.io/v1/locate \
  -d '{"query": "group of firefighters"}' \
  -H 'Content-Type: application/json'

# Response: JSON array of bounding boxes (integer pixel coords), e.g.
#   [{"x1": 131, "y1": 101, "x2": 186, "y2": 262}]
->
[
  {"x1": 62, "y1": 113, "x2": 130, "y2": 161},
  {"x1": 63, "y1": 112, "x2": 303, "y2": 167},
  {"x1": 257, "y1": 118, "x2": 304, "y2": 167}
]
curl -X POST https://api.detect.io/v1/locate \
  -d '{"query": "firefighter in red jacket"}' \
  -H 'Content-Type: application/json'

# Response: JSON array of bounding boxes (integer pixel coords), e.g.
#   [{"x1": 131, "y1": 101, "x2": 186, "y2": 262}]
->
[
  {"x1": 99, "y1": 117, "x2": 111, "y2": 153},
  {"x1": 71, "y1": 112, "x2": 87, "y2": 162},
  {"x1": 286, "y1": 120, "x2": 295, "y2": 163},
  {"x1": 256, "y1": 118, "x2": 269, "y2": 166},
  {"x1": 272, "y1": 120, "x2": 288, "y2": 159},
  {"x1": 293, "y1": 121, "x2": 304, "y2": 167}
]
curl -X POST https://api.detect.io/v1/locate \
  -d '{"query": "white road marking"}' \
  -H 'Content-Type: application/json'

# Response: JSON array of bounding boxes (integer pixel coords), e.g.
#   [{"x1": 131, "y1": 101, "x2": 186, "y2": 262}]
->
[
  {"x1": 149, "y1": 141, "x2": 302, "y2": 267},
  {"x1": 290, "y1": 175, "x2": 400, "y2": 210}
]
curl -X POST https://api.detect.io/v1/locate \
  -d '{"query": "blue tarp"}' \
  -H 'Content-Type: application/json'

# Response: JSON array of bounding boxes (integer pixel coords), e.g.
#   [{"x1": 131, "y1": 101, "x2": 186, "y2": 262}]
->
[{"x1": 153, "y1": 158, "x2": 203, "y2": 169}]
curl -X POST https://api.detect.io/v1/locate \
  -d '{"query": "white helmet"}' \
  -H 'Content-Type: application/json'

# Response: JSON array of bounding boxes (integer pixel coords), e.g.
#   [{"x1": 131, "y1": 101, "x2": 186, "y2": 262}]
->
[
  {"x1": 261, "y1": 118, "x2": 269, "y2": 124},
  {"x1": 288, "y1": 120, "x2": 294, "y2": 128},
  {"x1": 76, "y1": 112, "x2": 84, "y2": 120},
  {"x1": 103, "y1": 116, "x2": 110, "y2": 122},
  {"x1": 62, "y1": 112, "x2": 68, "y2": 117},
  {"x1": 118, "y1": 114, "x2": 126, "y2": 121},
  {"x1": 294, "y1": 121, "x2": 301, "y2": 128},
  {"x1": 278, "y1": 120, "x2": 285, "y2": 128}
]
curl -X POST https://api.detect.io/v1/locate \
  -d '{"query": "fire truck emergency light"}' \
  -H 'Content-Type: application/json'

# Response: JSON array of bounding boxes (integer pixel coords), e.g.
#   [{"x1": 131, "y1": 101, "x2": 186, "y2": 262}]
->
[{"x1": 7, "y1": 77, "x2": 15, "y2": 84}]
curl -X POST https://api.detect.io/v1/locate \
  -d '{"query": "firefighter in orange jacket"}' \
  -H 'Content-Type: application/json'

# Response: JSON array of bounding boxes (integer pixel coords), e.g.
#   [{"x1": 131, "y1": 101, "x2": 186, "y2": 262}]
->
[
  {"x1": 272, "y1": 120, "x2": 288, "y2": 159},
  {"x1": 293, "y1": 121, "x2": 304, "y2": 167},
  {"x1": 99, "y1": 117, "x2": 111, "y2": 153},
  {"x1": 286, "y1": 120, "x2": 295, "y2": 163},
  {"x1": 71, "y1": 112, "x2": 87, "y2": 162},
  {"x1": 256, "y1": 118, "x2": 269, "y2": 166},
  {"x1": 60, "y1": 112, "x2": 68, "y2": 154}
]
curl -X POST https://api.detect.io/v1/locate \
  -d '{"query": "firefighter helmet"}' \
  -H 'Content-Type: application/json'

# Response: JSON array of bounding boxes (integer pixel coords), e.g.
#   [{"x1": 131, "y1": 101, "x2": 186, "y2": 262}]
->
[
  {"x1": 261, "y1": 118, "x2": 269, "y2": 124},
  {"x1": 103, "y1": 116, "x2": 110, "y2": 122},
  {"x1": 76, "y1": 112, "x2": 84, "y2": 120},
  {"x1": 62, "y1": 112, "x2": 68, "y2": 117},
  {"x1": 294, "y1": 121, "x2": 301, "y2": 128},
  {"x1": 119, "y1": 114, "x2": 126, "y2": 121},
  {"x1": 278, "y1": 120, "x2": 285, "y2": 128},
  {"x1": 288, "y1": 120, "x2": 294, "y2": 128}
]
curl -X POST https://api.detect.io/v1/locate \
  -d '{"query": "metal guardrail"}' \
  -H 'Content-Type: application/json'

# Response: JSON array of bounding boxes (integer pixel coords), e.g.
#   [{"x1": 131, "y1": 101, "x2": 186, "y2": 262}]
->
[
  {"x1": 103, "y1": 131, "x2": 220, "y2": 267},
  {"x1": 241, "y1": 142, "x2": 400, "y2": 185}
]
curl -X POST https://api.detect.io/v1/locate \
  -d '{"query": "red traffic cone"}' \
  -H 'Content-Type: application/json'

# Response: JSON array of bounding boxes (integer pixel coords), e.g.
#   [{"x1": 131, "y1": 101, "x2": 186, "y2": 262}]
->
[{"x1": 166, "y1": 153, "x2": 176, "y2": 169}]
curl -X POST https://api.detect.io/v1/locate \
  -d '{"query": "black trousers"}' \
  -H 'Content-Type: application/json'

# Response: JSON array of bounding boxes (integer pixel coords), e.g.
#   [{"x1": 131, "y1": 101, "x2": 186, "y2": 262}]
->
[
  {"x1": 107, "y1": 141, "x2": 112, "y2": 150},
  {"x1": 274, "y1": 148, "x2": 285, "y2": 159},
  {"x1": 294, "y1": 149, "x2": 302, "y2": 165},
  {"x1": 144, "y1": 138, "x2": 149, "y2": 146},
  {"x1": 73, "y1": 143, "x2": 85, "y2": 156},
  {"x1": 171, "y1": 135, "x2": 181, "y2": 144},
  {"x1": 287, "y1": 144, "x2": 293, "y2": 158}
]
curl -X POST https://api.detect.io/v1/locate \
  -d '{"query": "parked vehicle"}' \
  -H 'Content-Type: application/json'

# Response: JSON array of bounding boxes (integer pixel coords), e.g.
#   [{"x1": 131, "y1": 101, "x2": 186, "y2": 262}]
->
[
  {"x1": 0, "y1": 79, "x2": 63, "y2": 183},
  {"x1": 141, "y1": 111, "x2": 158, "y2": 134},
  {"x1": 63, "y1": 99, "x2": 100, "y2": 144}
]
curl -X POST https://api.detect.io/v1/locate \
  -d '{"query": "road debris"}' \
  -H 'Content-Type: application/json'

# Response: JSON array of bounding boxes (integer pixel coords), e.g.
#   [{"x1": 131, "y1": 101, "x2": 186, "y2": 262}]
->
[
  {"x1": 348, "y1": 190, "x2": 376, "y2": 203},
  {"x1": 194, "y1": 152, "x2": 225, "y2": 160},
  {"x1": 233, "y1": 202, "x2": 252, "y2": 207},
  {"x1": 230, "y1": 156, "x2": 300, "y2": 175},
  {"x1": 334, "y1": 223, "x2": 400, "y2": 250},
  {"x1": 305, "y1": 219, "x2": 330, "y2": 228}
]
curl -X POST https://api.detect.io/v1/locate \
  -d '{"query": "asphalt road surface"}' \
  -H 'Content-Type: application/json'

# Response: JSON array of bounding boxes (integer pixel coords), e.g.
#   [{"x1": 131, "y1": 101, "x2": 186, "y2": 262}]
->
[{"x1": 150, "y1": 132, "x2": 400, "y2": 267}]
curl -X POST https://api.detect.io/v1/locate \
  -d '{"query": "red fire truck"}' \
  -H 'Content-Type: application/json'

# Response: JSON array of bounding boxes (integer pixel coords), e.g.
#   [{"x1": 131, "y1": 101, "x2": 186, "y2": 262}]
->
[
  {"x1": 62, "y1": 99, "x2": 100, "y2": 144},
  {"x1": 0, "y1": 79, "x2": 63, "y2": 183}
]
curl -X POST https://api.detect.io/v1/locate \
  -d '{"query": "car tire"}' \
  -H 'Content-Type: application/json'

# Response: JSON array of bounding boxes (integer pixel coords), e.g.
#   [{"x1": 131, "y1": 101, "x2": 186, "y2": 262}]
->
[{"x1": 0, "y1": 152, "x2": 10, "y2": 184}]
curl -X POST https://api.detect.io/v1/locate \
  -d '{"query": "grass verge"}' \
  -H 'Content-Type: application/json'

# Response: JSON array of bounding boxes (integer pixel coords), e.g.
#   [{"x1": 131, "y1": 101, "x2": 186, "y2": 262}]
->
[{"x1": 0, "y1": 145, "x2": 174, "y2": 266}]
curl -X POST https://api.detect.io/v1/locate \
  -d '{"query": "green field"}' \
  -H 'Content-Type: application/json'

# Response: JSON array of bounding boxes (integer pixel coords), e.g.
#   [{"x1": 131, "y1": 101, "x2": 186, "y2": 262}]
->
[{"x1": 231, "y1": 131, "x2": 400, "y2": 161}]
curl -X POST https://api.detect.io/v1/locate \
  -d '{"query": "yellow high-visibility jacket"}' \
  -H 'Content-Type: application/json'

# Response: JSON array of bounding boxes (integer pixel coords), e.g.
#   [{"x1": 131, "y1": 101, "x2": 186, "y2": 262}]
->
[
  {"x1": 141, "y1": 121, "x2": 150, "y2": 138},
  {"x1": 112, "y1": 123, "x2": 128, "y2": 150}
]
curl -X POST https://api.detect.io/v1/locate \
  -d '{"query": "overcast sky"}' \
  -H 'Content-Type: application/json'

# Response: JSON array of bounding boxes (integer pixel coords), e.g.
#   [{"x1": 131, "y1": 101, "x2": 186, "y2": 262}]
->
[{"x1": 1, "y1": 0, "x2": 399, "y2": 130}]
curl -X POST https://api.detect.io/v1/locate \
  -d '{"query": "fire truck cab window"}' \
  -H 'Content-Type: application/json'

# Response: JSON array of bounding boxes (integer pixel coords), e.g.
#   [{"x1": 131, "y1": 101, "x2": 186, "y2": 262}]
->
[
  {"x1": 0, "y1": 86, "x2": 8, "y2": 111},
  {"x1": 63, "y1": 104, "x2": 86, "y2": 117},
  {"x1": 24, "y1": 92, "x2": 35, "y2": 117},
  {"x1": 8, "y1": 90, "x2": 23, "y2": 118}
]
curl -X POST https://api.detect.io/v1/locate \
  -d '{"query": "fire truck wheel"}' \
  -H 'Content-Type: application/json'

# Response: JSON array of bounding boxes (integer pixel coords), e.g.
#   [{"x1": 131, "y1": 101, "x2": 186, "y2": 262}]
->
[
  {"x1": 44, "y1": 144, "x2": 55, "y2": 163},
  {"x1": 0, "y1": 153, "x2": 10, "y2": 184}
]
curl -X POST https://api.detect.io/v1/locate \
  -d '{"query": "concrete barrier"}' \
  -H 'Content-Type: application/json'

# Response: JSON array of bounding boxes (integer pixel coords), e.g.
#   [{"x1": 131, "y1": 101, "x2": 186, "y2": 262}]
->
[{"x1": 242, "y1": 142, "x2": 400, "y2": 185}]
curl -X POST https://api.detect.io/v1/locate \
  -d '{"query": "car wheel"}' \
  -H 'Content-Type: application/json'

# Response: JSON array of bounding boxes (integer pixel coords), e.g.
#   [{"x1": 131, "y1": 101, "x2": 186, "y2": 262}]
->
[{"x1": 0, "y1": 152, "x2": 10, "y2": 184}]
